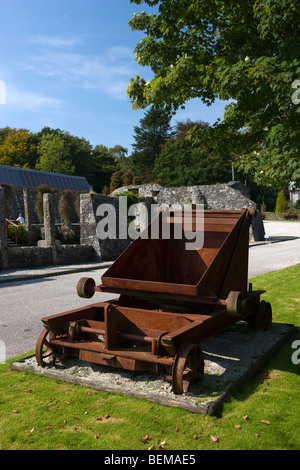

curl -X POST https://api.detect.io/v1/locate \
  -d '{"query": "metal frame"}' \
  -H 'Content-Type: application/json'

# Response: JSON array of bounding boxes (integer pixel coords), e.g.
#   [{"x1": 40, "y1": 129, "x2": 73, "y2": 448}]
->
[{"x1": 36, "y1": 209, "x2": 272, "y2": 394}]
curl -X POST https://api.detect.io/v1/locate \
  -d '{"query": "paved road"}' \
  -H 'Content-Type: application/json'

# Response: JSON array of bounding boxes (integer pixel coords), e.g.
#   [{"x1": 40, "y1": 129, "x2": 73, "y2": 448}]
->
[
  {"x1": 249, "y1": 220, "x2": 300, "y2": 277},
  {"x1": 0, "y1": 268, "x2": 114, "y2": 360},
  {"x1": 0, "y1": 221, "x2": 299, "y2": 360}
]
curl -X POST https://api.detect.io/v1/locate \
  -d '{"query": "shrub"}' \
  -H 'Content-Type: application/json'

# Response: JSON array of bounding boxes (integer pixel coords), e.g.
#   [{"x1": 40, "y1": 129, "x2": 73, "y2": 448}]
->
[
  {"x1": 8, "y1": 224, "x2": 29, "y2": 244},
  {"x1": 58, "y1": 190, "x2": 77, "y2": 227},
  {"x1": 294, "y1": 199, "x2": 300, "y2": 210},
  {"x1": 282, "y1": 211, "x2": 299, "y2": 220},
  {"x1": 275, "y1": 190, "x2": 288, "y2": 213},
  {"x1": 1, "y1": 183, "x2": 16, "y2": 218},
  {"x1": 132, "y1": 176, "x2": 142, "y2": 185},
  {"x1": 34, "y1": 185, "x2": 52, "y2": 223},
  {"x1": 115, "y1": 190, "x2": 142, "y2": 207},
  {"x1": 102, "y1": 185, "x2": 110, "y2": 195},
  {"x1": 56, "y1": 225, "x2": 77, "y2": 244},
  {"x1": 122, "y1": 171, "x2": 133, "y2": 186},
  {"x1": 115, "y1": 190, "x2": 143, "y2": 226},
  {"x1": 110, "y1": 171, "x2": 123, "y2": 193}
]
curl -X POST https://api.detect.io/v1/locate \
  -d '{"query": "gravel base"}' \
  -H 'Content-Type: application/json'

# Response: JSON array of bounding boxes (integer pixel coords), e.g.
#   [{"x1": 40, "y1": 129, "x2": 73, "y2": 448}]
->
[{"x1": 11, "y1": 322, "x2": 296, "y2": 415}]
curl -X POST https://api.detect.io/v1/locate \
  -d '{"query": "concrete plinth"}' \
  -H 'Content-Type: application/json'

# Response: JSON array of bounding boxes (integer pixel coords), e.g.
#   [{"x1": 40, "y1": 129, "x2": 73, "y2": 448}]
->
[{"x1": 10, "y1": 322, "x2": 296, "y2": 415}]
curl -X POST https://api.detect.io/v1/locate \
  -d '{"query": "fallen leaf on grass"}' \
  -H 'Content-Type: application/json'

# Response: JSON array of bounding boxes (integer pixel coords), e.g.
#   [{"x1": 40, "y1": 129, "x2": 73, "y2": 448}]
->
[
  {"x1": 242, "y1": 415, "x2": 249, "y2": 420},
  {"x1": 11, "y1": 410, "x2": 19, "y2": 413},
  {"x1": 65, "y1": 401, "x2": 70, "y2": 405},
  {"x1": 235, "y1": 424, "x2": 242, "y2": 429},
  {"x1": 148, "y1": 445, "x2": 154, "y2": 450},
  {"x1": 141, "y1": 434, "x2": 149, "y2": 443},
  {"x1": 159, "y1": 440, "x2": 166, "y2": 449},
  {"x1": 29, "y1": 427, "x2": 35, "y2": 434},
  {"x1": 211, "y1": 435, "x2": 219, "y2": 442},
  {"x1": 261, "y1": 420, "x2": 271, "y2": 425},
  {"x1": 94, "y1": 434, "x2": 99, "y2": 439}
]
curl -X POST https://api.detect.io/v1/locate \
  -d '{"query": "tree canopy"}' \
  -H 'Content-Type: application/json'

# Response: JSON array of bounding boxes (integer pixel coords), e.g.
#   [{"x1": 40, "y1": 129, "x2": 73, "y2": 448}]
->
[
  {"x1": 154, "y1": 119, "x2": 232, "y2": 186},
  {"x1": 130, "y1": 105, "x2": 173, "y2": 181},
  {"x1": 127, "y1": 0, "x2": 300, "y2": 189},
  {"x1": 0, "y1": 127, "x2": 39, "y2": 168},
  {"x1": 0, "y1": 126, "x2": 130, "y2": 194},
  {"x1": 36, "y1": 133, "x2": 75, "y2": 175}
]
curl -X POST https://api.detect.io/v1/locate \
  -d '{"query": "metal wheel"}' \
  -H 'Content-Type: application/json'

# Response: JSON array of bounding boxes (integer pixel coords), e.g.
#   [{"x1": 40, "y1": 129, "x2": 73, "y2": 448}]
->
[
  {"x1": 76, "y1": 277, "x2": 96, "y2": 298},
  {"x1": 35, "y1": 328, "x2": 56, "y2": 367},
  {"x1": 226, "y1": 291, "x2": 246, "y2": 317},
  {"x1": 172, "y1": 342, "x2": 204, "y2": 395},
  {"x1": 256, "y1": 300, "x2": 272, "y2": 331}
]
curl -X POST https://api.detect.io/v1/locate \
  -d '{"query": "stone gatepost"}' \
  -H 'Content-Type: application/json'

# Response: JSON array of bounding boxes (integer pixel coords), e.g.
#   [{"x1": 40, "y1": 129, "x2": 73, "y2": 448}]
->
[
  {"x1": 0, "y1": 187, "x2": 8, "y2": 269},
  {"x1": 23, "y1": 187, "x2": 32, "y2": 245},
  {"x1": 43, "y1": 193, "x2": 57, "y2": 264}
]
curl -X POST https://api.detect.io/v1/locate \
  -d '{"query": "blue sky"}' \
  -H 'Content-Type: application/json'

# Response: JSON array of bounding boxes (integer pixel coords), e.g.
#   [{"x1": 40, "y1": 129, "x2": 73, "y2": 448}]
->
[{"x1": 0, "y1": 0, "x2": 227, "y2": 154}]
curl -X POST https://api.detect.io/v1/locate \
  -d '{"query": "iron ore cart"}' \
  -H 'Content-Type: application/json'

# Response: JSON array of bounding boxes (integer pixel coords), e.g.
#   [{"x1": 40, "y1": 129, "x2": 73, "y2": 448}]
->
[{"x1": 36, "y1": 208, "x2": 272, "y2": 394}]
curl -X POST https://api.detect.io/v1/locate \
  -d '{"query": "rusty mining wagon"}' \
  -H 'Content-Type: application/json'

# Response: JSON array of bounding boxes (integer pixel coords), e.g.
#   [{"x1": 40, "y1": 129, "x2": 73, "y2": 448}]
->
[{"x1": 36, "y1": 208, "x2": 272, "y2": 394}]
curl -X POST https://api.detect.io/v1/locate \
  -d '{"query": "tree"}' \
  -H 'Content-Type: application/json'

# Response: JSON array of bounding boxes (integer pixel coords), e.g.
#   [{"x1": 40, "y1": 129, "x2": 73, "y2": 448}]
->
[
  {"x1": 0, "y1": 127, "x2": 39, "y2": 168},
  {"x1": 275, "y1": 190, "x2": 289, "y2": 213},
  {"x1": 154, "y1": 121, "x2": 232, "y2": 187},
  {"x1": 110, "y1": 171, "x2": 123, "y2": 193},
  {"x1": 127, "y1": 0, "x2": 300, "y2": 189},
  {"x1": 174, "y1": 119, "x2": 209, "y2": 141},
  {"x1": 90, "y1": 145, "x2": 117, "y2": 193},
  {"x1": 108, "y1": 145, "x2": 132, "y2": 175},
  {"x1": 36, "y1": 134, "x2": 75, "y2": 175},
  {"x1": 122, "y1": 171, "x2": 134, "y2": 186},
  {"x1": 130, "y1": 105, "x2": 173, "y2": 182},
  {"x1": 38, "y1": 127, "x2": 93, "y2": 179}
]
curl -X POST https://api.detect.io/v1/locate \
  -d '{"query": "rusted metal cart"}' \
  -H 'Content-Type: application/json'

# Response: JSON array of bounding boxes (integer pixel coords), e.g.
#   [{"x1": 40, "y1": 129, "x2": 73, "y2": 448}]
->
[{"x1": 36, "y1": 208, "x2": 272, "y2": 394}]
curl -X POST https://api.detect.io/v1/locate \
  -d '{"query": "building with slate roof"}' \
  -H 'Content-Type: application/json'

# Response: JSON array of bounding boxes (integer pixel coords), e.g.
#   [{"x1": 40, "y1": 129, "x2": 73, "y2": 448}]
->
[{"x1": 0, "y1": 164, "x2": 91, "y2": 192}]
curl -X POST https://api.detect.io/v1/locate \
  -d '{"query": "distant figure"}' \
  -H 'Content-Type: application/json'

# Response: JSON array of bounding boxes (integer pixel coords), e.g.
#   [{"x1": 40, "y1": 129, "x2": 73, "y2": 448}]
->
[{"x1": 16, "y1": 213, "x2": 25, "y2": 224}]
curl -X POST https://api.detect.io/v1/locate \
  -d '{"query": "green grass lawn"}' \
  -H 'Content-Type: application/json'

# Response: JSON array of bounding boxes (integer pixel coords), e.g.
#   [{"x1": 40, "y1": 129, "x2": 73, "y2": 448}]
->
[{"x1": 0, "y1": 264, "x2": 299, "y2": 451}]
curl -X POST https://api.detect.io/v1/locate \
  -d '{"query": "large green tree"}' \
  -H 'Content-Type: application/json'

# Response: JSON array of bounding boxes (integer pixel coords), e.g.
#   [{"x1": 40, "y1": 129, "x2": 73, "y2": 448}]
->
[
  {"x1": 36, "y1": 133, "x2": 75, "y2": 175},
  {"x1": 127, "y1": 0, "x2": 300, "y2": 189},
  {"x1": 90, "y1": 145, "x2": 117, "y2": 193},
  {"x1": 37, "y1": 127, "x2": 93, "y2": 179},
  {"x1": 130, "y1": 105, "x2": 173, "y2": 181},
  {"x1": 155, "y1": 119, "x2": 232, "y2": 186}
]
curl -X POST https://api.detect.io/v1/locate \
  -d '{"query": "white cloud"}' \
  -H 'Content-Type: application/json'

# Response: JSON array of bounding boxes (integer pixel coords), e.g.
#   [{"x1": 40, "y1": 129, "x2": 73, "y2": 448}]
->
[
  {"x1": 5, "y1": 85, "x2": 63, "y2": 112},
  {"x1": 17, "y1": 34, "x2": 141, "y2": 101},
  {"x1": 27, "y1": 34, "x2": 82, "y2": 48}
]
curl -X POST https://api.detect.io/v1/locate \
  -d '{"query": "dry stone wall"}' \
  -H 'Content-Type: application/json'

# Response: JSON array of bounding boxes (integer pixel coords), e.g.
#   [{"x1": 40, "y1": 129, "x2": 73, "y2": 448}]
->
[{"x1": 110, "y1": 181, "x2": 265, "y2": 242}]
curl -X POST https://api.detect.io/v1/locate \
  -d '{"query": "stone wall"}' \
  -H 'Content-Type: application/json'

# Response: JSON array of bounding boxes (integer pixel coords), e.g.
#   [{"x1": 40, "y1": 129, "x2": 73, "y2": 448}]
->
[
  {"x1": 7, "y1": 245, "x2": 96, "y2": 269},
  {"x1": 80, "y1": 193, "x2": 131, "y2": 261},
  {"x1": 0, "y1": 180, "x2": 265, "y2": 271},
  {"x1": 0, "y1": 189, "x2": 97, "y2": 271},
  {"x1": 111, "y1": 182, "x2": 265, "y2": 242},
  {"x1": 0, "y1": 184, "x2": 80, "y2": 224}
]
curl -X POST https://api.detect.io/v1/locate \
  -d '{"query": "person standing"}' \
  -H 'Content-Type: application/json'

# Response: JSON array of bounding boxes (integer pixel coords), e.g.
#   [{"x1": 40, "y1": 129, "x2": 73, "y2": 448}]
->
[{"x1": 16, "y1": 213, "x2": 25, "y2": 224}]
